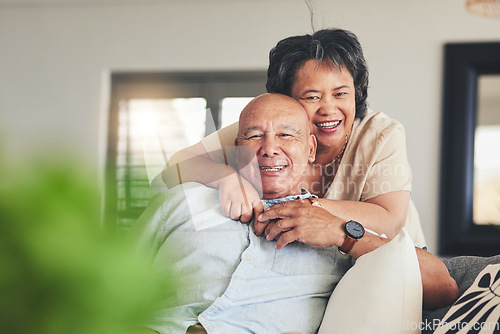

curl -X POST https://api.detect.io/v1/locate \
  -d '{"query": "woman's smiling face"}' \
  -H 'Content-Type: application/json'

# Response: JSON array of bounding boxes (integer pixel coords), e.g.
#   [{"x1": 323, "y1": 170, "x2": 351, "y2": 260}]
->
[{"x1": 291, "y1": 59, "x2": 356, "y2": 151}]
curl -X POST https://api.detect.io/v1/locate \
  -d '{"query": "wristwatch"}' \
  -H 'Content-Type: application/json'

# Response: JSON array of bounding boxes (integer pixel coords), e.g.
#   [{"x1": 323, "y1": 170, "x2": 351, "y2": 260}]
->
[{"x1": 338, "y1": 220, "x2": 365, "y2": 255}]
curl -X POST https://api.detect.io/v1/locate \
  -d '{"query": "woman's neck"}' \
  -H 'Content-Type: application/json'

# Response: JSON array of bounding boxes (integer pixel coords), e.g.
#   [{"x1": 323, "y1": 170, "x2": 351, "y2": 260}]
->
[{"x1": 314, "y1": 145, "x2": 342, "y2": 166}]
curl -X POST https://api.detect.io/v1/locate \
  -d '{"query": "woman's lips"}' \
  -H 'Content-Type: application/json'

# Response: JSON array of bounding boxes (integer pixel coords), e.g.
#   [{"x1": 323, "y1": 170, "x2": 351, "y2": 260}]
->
[{"x1": 315, "y1": 120, "x2": 341, "y2": 133}]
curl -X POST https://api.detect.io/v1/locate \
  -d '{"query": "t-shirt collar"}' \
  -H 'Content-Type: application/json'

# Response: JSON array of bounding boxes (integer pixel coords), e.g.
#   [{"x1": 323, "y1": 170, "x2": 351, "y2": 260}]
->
[{"x1": 261, "y1": 189, "x2": 317, "y2": 209}]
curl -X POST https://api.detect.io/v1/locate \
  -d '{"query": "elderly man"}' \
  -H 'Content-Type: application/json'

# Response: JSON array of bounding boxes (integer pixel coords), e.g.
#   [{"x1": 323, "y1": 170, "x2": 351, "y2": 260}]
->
[{"x1": 134, "y1": 93, "x2": 457, "y2": 334}]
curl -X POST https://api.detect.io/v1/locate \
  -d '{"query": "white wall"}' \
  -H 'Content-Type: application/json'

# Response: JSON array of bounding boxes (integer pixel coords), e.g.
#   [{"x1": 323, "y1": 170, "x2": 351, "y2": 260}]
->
[{"x1": 1, "y1": 0, "x2": 499, "y2": 252}]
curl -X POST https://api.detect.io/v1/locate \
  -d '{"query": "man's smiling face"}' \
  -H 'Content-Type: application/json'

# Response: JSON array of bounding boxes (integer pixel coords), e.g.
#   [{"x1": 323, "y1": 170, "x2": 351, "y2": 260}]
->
[{"x1": 235, "y1": 94, "x2": 316, "y2": 199}]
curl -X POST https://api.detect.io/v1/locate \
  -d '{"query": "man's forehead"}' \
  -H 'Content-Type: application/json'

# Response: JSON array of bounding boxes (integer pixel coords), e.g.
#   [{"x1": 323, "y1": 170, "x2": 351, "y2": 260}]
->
[
  {"x1": 242, "y1": 105, "x2": 307, "y2": 125},
  {"x1": 251, "y1": 101, "x2": 302, "y2": 112}
]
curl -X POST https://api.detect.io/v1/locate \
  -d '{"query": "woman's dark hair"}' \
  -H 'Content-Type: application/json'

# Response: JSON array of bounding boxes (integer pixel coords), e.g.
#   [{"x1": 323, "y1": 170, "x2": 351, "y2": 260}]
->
[{"x1": 266, "y1": 28, "x2": 369, "y2": 119}]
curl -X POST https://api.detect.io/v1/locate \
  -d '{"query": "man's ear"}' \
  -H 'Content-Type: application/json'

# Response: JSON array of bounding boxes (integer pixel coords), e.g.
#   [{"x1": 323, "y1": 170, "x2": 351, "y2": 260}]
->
[{"x1": 308, "y1": 134, "x2": 317, "y2": 163}]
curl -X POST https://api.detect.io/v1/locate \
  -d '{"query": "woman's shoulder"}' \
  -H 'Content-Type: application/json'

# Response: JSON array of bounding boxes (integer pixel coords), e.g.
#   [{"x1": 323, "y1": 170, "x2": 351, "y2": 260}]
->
[
  {"x1": 352, "y1": 108, "x2": 405, "y2": 140},
  {"x1": 354, "y1": 108, "x2": 404, "y2": 132},
  {"x1": 349, "y1": 108, "x2": 407, "y2": 150}
]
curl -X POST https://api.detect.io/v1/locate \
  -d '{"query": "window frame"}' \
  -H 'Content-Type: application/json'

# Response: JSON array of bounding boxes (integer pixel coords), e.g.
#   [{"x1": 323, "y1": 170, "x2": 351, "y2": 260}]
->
[
  {"x1": 105, "y1": 71, "x2": 266, "y2": 229},
  {"x1": 439, "y1": 42, "x2": 500, "y2": 256}
]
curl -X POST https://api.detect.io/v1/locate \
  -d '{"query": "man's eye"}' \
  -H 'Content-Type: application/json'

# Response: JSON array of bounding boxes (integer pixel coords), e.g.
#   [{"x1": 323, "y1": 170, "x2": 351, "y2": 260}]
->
[
  {"x1": 279, "y1": 133, "x2": 292, "y2": 138},
  {"x1": 335, "y1": 92, "x2": 348, "y2": 97},
  {"x1": 248, "y1": 135, "x2": 262, "y2": 139}
]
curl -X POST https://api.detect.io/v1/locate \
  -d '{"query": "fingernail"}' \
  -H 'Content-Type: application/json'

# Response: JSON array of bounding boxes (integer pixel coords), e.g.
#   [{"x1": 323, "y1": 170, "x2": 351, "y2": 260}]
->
[{"x1": 257, "y1": 214, "x2": 262, "y2": 221}]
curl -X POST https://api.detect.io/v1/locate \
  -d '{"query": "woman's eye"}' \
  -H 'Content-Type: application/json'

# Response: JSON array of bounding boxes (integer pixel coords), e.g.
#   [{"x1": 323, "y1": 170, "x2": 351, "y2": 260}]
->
[
  {"x1": 304, "y1": 95, "x2": 321, "y2": 102},
  {"x1": 335, "y1": 92, "x2": 348, "y2": 97}
]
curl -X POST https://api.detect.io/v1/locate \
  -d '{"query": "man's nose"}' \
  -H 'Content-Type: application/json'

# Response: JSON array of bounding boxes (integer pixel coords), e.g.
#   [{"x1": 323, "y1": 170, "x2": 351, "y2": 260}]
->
[{"x1": 259, "y1": 137, "x2": 280, "y2": 156}]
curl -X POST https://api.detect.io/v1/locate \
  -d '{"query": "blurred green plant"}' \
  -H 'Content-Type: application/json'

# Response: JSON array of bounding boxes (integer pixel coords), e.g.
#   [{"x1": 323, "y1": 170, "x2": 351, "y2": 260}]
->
[{"x1": 0, "y1": 153, "x2": 177, "y2": 334}]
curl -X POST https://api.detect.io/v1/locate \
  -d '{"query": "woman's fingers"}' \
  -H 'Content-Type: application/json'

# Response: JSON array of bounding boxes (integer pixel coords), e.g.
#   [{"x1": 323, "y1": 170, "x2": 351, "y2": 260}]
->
[
  {"x1": 229, "y1": 202, "x2": 242, "y2": 221},
  {"x1": 264, "y1": 221, "x2": 280, "y2": 240},
  {"x1": 264, "y1": 220, "x2": 293, "y2": 241},
  {"x1": 275, "y1": 230, "x2": 300, "y2": 249},
  {"x1": 239, "y1": 195, "x2": 254, "y2": 223},
  {"x1": 258, "y1": 201, "x2": 306, "y2": 222},
  {"x1": 252, "y1": 200, "x2": 265, "y2": 219},
  {"x1": 218, "y1": 172, "x2": 264, "y2": 223},
  {"x1": 253, "y1": 219, "x2": 268, "y2": 236},
  {"x1": 255, "y1": 201, "x2": 306, "y2": 235},
  {"x1": 262, "y1": 202, "x2": 345, "y2": 249},
  {"x1": 221, "y1": 198, "x2": 232, "y2": 218},
  {"x1": 240, "y1": 190, "x2": 264, "y2": 223}
]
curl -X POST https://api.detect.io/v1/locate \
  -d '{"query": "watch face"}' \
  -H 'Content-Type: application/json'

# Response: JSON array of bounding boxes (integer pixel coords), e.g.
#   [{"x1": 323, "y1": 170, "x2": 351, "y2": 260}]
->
[{"x1": 345, "y1": 220, "x2": 365, "y2": 239}]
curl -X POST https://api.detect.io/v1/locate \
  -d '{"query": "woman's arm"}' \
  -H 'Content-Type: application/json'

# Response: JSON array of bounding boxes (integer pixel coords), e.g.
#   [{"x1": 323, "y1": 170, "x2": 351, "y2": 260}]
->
[
  {"x1": 255, "y1": 191, "x2": 409, "y2": 239},
  {"x1": 415, "y1": 248, "x2": 460, "y2": 310},
  {"x1": 162, "y1": 122, "x2": 240, "y2": 189},
  {"x1": 161, "y1": 141, "x2": 231, "y2": 189},
  {"x1": 161, "y1": 141, "x2": 263, "y2": 223},
  {"x1": 316, "y1": 191, "x2": 410, "y2": 239},
  {"x1": 305, "y1": 114, "x2": 414, "y2": 239}
]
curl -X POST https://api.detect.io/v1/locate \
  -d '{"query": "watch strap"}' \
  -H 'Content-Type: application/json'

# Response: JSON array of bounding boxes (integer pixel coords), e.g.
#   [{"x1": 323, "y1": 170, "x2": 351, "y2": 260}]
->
[{"x1": 338, "y1": 235, "x2": 356, "y2": 255}]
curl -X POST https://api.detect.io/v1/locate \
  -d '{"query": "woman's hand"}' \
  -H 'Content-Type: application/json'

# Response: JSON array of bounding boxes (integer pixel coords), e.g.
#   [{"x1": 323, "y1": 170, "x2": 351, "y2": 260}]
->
[
  {"x1": 218, "y1": 172, "x2": 264, "y2": 223},
  {"x1": 256, "y1": 199, "x2": 345, "y2": 249}
]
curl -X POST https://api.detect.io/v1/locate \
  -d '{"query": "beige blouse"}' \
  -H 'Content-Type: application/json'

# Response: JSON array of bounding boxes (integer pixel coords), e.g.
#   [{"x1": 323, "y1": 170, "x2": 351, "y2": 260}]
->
[{"x1": 201, "y1": 109, "x2": 426, "y2": 245}]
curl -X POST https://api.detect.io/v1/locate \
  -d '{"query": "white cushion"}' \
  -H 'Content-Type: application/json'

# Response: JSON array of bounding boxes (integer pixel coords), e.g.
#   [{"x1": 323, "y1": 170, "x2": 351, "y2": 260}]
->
[{"x1": 318, "y1": 228, "x2": 423, "y2": 334}]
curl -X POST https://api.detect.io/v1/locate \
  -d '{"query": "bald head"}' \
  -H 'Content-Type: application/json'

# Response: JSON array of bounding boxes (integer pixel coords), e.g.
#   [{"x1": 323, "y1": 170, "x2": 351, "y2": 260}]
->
[
  {"x1": 238, "y1": 93, "x2": 309, "y2": 136},
  {"x1": 235, "y1": 93, "x2": 316, "y2": 199}
]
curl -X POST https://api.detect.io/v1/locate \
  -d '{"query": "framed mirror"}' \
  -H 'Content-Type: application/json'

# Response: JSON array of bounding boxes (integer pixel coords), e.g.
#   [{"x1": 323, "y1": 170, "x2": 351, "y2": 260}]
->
[{"x1": 440, "y1": 42, "x2": 500, "y2": 256}]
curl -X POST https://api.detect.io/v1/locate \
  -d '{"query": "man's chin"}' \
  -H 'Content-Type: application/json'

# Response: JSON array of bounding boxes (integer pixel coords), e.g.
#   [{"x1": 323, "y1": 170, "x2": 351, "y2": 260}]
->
[{"x1": 261, "y1": 184, "x2": 297, "y2": 199}]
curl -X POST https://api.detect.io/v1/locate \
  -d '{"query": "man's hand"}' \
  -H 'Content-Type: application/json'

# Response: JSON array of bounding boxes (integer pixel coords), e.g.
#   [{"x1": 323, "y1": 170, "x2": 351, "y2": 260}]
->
[
  {"x1": 256, "y1": 199, "x2": 345, "y2": 249},
  {"x1": 218, "y1": 172, "x2": 264, "y2": 223}
]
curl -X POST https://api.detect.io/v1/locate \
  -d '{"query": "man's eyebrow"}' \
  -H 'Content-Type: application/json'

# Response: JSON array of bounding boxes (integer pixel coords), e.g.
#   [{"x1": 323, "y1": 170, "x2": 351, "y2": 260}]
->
[
  {"x1": 278, "y1": 123, "x2": 302, "y2": 133},
  {"x1": 241, "y1": 126, "x2": 263, "y2": 137}
]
